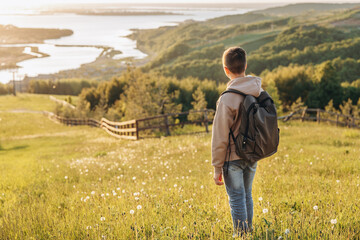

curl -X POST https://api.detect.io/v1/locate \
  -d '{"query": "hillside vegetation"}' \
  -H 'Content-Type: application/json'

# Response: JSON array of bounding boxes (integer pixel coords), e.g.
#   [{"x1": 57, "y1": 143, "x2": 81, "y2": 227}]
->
[
  {"x1": 122, "y1": 4, "x2": 360, "y2": 116},
  {"x1": 0, "y1": 94, "x2": 359, "y2": 239},
  {"x1": 6, "y1": 3, "x2": 360, "y2": 123}
]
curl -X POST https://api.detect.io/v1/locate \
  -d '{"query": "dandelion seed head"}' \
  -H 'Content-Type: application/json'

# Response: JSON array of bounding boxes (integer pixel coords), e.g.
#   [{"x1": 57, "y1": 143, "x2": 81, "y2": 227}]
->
[
  {"x1": 331, "y1": 219, "x2": 337, "y2": 224},
  {"x1": 130, "y1": 209, "x2": 135, "y2": 215},
  {"x1": 100, "y1": 217, "x2": 105, "y2": 221},
  {"x1": 262, "y1": 208, "x2": 268, "y2": 214},
  {"x1": 285, "y1": 229, "x2": 290, "y2": 235}
]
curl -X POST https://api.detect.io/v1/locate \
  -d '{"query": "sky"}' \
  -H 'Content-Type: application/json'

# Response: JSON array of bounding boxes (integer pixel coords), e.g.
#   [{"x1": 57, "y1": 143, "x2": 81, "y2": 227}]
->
[{"x1": 1, "y1": 0, "x2": 359, "y2": 9}]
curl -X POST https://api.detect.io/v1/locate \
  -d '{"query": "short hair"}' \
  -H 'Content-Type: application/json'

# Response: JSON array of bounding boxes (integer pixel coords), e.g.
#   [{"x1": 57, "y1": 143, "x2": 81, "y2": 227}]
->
[{"x1": 222, "y1": 47, "x2": 247, "y2": 74}]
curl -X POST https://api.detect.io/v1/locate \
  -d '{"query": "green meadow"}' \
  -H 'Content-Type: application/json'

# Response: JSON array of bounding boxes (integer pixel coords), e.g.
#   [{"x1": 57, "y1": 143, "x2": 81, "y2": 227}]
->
[{"x1": 0, "y1": 94, "x2": 359, "y2": 239}]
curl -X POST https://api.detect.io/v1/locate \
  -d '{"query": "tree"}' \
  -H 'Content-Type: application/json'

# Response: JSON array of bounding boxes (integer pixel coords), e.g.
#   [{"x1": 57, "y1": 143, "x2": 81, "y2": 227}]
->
[
  {"x1": 290, "y1": 97, "x2": 304, "y2": 112},
  {"x1": 188, "y1": 87, "x2": 207, "y2": 123},
  {"x1": 120, "y1": 70, "x2": 182, "y2": 120},
  {"x1": 324, "y1": 99, "x2": 338, "y2": 121},
  {"x1": 307, "y1": 61, "x2": 342, "y2": 108}
]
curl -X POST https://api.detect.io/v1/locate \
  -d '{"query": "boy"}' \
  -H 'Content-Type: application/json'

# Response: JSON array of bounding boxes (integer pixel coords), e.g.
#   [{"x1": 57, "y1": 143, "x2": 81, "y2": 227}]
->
[{"x1": 211, "y1": 47, "x2": 262, "y2": 237}]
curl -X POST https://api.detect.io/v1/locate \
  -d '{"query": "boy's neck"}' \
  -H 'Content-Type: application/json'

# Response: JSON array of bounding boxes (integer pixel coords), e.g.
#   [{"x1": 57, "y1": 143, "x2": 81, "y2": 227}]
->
[{"x1": 229, "y1": 72, "x2": 246, "y2": 80}]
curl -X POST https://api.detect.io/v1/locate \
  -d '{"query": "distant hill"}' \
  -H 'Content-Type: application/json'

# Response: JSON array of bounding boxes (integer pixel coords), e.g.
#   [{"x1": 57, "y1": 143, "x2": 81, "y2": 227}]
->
[
  {"x1": 254, "y1": 3, "x2": 359, "y2": 16},
  {"x1": 207, "y1": 12, "x2": 278, "y2": 26}
]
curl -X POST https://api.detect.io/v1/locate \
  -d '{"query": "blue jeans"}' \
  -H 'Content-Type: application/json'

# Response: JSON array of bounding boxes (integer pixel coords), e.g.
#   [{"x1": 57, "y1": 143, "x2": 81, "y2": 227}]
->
[{"x1": 222, "y1": 160, "x2": 257, "y2": 235}]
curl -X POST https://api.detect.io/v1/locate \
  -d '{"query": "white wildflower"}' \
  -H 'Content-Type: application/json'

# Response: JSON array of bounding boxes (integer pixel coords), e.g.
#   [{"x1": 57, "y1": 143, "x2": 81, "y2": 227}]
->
[
  {"x1": 331, "y1": 219, "x2": 337, "y2": 224},
  {"x1": 262, "y1": 208, "x2": 268, "y2": 214},
  {"x1": 100, "y1": 217, "x2": 105, "y2": 221},
  {"x1": 313, "y1": 205, "x2": 318, "y2": 210},
  {"x1": 130, "y1": 209, "x2": 135, "y2": 215},
  {"x1": 137, "y1": 205, "x2": 142, "y2": 210}
]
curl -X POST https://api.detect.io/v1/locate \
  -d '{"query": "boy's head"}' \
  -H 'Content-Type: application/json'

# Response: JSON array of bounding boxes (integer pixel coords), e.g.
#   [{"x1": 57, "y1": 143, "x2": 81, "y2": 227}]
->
[{"x1": 222, "y1": 47, "x2": 247, "y2": 78}]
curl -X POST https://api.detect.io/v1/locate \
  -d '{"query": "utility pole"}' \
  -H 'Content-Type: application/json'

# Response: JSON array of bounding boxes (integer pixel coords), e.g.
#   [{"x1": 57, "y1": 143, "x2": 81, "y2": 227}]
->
[{"x1": 9, "y1": 69, "x2": 17, "y2": 96}]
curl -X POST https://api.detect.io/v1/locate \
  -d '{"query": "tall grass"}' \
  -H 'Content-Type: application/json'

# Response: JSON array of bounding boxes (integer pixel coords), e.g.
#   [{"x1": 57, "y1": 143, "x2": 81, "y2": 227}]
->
[{"x1": 0, "y1": 95, "x2": 359, "y2": 239}]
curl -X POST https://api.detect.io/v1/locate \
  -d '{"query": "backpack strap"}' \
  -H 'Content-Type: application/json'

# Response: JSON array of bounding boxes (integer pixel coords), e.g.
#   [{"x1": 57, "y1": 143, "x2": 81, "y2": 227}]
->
[{"x1": 221, "y1": 88, "x2": 247, "y2": 97}]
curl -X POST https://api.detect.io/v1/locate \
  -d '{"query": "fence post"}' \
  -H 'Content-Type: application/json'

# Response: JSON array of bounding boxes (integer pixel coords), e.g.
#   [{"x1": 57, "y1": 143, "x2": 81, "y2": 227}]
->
[
  {"x1": 164, "y1": 114, "x2": 170, "y2": 136},
  {"x1": 317, "y1": 109, "x2": 320, "y2": 124},
  {"x1": 204, "y1": 109, "x2": 209, "y2": 133},
  {"x1": 135, "y1": 120, "x2": 139, "y2": 140},
  {"x1": 301, "y1": 108, "x2": 306, "y2": 122}
]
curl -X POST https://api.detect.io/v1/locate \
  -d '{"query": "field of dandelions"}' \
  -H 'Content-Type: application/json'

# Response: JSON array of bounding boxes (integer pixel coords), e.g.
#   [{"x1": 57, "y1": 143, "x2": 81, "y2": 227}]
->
[{"x1": 0, "y1": 94, "x2": 359, "y2": 239}]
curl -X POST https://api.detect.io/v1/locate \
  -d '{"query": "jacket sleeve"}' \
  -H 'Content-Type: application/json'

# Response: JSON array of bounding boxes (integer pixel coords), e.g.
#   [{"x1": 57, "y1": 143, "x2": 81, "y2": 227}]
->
[{"x1": 211, "y1": 96, "x2": 235, "y2": 175}]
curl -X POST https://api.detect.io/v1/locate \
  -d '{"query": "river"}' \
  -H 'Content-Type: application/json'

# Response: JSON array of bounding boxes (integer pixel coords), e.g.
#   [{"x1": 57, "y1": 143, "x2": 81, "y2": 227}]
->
[{"x1": 0, "y1": 8, "x2": 250, "y2": 84}]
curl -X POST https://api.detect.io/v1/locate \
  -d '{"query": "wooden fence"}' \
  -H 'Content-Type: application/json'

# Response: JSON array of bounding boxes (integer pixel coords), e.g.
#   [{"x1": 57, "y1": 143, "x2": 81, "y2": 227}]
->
[
  {"x1": 48, "y1": 109, "x2": 215, "y2": 140},
  {"x1": 281, "y1": 108, "x2": 360, "y2": 129},
  {"x1": 48, "y1": 108, "x2": 359, "y2": 140},
  {"x1": 136, "y1": 109, "x2": 214, "y2": 137},
  {"x1": 48, "y1": 113, "x2": 100, "y2": 127},
  {"x1": 100, "y1": 118, "x2": 138, "y2": 140}
]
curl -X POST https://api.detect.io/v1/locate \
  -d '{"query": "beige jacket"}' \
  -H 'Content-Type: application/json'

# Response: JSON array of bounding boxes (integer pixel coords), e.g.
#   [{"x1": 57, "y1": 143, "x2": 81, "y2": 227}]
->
[{"x1": 211, "y1": 75, "x2": 262, "y2": 174}]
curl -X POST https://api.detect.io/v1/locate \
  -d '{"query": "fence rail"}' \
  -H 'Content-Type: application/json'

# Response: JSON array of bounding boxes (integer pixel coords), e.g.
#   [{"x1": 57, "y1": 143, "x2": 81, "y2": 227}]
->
[
  {"x1": 48, "y1": 108, "x2": 359, "y2": 140},
  {"x1": 282, "y1": 108, "x2": 360, "y2": 129}
]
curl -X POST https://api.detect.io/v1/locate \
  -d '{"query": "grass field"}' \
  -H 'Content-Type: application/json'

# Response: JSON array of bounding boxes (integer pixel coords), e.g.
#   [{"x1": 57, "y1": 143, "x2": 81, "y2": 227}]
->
[{"x1": 0, "y1": 94, "x2": 359, "y2": 239}]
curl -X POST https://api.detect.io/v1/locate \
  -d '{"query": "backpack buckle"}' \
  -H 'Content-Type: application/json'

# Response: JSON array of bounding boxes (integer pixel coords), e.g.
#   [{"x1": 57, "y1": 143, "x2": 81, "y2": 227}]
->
[{"x1": 242, "y1": 136, "x2": 247, "y2": 149}]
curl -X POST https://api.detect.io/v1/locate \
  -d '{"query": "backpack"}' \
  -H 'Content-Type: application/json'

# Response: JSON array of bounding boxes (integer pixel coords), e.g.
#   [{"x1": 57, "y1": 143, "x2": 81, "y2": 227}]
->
[{"x1": 221, "y1": 89, "x2": 280, "y2": 164}]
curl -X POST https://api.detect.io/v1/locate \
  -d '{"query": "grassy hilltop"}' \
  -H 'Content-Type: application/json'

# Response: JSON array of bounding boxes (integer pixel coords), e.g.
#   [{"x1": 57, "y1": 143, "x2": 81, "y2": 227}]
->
[{"x1": 0, "y1": 94, "x2": 359, "y2": 239}]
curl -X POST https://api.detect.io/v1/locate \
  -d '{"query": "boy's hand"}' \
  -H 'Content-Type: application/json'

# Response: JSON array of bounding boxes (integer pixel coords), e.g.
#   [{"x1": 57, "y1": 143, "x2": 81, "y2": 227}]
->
[{"x1": 213, "y1": 172, "x2": 224, "y2": 185}]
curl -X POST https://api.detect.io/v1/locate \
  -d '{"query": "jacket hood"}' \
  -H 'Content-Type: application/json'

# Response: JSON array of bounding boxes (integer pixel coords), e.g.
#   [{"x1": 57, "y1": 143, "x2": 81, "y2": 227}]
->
[{"x1": 226, "y1": 75, "x2": 262, "y2": 97}]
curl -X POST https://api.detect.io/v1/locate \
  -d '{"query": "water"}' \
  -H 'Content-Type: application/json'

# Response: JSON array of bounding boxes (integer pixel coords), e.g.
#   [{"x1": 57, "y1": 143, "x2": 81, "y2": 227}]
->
[{"x1": 0, "y1": 8, "x2": 250, "y2": 84}]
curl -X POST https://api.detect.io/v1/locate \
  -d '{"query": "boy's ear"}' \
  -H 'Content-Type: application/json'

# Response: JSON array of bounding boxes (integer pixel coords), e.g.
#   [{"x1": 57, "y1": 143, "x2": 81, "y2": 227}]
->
[{"x1": 245, "y1": 63, "x2": 247, "y2": 71}]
